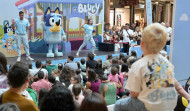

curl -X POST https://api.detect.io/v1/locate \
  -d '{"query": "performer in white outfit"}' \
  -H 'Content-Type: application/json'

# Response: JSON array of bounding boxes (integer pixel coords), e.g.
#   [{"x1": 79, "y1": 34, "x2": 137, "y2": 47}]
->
[
  {"x1": 12, "y1": 11, "x2": 34, "y2": 61},
  {"x1": 76, "y1": 19, "x2": 102, "y2": 56}
]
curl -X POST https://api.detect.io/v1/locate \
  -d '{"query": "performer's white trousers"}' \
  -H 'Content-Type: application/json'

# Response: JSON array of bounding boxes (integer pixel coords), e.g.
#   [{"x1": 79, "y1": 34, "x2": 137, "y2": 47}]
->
[
  {"x1": 15, "y1": 33, "x2": 30, "y2": 57},
  {"x1": 78, "y1": 34, "x2": 96, "y2": 53}
]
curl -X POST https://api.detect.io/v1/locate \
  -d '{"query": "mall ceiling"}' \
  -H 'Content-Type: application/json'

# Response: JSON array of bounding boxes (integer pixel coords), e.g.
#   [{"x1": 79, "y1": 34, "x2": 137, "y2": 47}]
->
[{"x1": 110, "y1": 0, "x2": 174, "y2": 8}]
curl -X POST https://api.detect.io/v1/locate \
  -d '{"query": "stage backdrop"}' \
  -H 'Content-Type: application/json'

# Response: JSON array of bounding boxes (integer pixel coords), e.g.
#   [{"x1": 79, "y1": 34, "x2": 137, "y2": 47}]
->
[
  {"x1": 0, "y1": 0, "x2": 104, "y2": 57},
  {"x1": 171, "y1": 0, "x2": 190, "y2": 84}
]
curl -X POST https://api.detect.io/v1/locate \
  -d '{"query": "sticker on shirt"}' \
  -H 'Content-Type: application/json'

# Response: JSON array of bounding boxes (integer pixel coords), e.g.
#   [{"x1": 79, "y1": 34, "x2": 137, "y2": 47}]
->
[{"x1": 144, "y1": 58, "x2": 174, "y2": 89}]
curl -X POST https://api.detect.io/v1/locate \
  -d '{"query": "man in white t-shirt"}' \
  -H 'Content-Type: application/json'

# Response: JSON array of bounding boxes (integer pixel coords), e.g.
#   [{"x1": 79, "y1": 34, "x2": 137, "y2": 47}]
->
[
  {"x1": 123, "y1": 23, "x2": 134, "y2": 43},
  {"x1": 114, "y1": 23, "x2": 177, "y2": 111},
  {"x1": 29, "y1": 61, "x2": 48, "y2": 79}
]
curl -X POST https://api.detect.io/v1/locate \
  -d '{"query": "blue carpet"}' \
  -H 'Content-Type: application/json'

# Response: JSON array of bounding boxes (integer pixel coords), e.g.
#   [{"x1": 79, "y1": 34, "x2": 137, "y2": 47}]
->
[{"x1": 31, "y1": 53, "x2": 127, "y2": 68}]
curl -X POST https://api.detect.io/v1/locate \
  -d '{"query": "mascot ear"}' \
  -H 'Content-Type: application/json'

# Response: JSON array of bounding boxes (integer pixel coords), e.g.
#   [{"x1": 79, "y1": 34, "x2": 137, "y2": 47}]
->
[
  {"x1": 54, "y1": 7, "x2": 60, "y2": 14},
  {"x1": 44, "y1": 7, "x2": 51, "y2": 15},
  {"x1": 5, "y1": 23, "x2": 9, "y2": 27}
]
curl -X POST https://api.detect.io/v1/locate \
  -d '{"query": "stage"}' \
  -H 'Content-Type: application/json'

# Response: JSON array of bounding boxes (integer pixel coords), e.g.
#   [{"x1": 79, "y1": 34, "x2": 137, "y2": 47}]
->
[{"x1": 7, "y1": 50, "x2": 124, "y2": 66}]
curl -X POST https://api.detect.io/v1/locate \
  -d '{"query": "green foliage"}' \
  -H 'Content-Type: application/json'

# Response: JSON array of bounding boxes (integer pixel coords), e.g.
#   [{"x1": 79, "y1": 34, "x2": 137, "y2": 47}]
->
[
  {"x1": 69, "y1": 28, "x2": 84, "y2": 31},
  {"x1": 37, "y1": 28, "x2": 42, "y2": 33},
  {"x1": 98, "y1": 25, "x2": 103, "y2": 35},
  {"x1": 0, "y1": 25, "x2": 4, "y2": 39}
]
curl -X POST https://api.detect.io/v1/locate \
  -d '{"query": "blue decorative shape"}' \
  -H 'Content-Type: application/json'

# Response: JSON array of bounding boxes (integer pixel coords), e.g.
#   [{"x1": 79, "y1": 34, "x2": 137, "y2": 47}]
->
[
  {"x1": 63, "y1": 41, "x2": 71, "y2": 52},
  {"x1": 29, "y1": 39, "x2": 48, "y2": 53},
  {"x1": 93, "y1": 34, "x2": 102, "y2": 47},
  {"x1": 86, "y1": 41, "x2": 92, "y2": 50},
  {"x1": 129, "y1": 46, "x2": 143, "y2": 58}
]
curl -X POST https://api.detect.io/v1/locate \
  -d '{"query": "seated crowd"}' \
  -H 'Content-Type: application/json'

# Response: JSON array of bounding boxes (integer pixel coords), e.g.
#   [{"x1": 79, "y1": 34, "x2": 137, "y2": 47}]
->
[{"x1": 0, "y1": 23, "x2": 189, "y2": 111}]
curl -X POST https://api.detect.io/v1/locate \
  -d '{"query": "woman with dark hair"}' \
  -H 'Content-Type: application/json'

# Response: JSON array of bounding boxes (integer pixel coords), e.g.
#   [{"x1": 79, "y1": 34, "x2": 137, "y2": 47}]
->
[
  {"x1": 131, "y1": 50, "x2": 137, "y2": 58},
  {"x1": 99, "y1": 75, "x2": 122, "y2": 105},
  {"x1": 76, "y1": 19, "x2": 102, "y2": 56},
  {"x1": 121, "y1": 63, "x2": 129, "y2": 95},
  {"x1": 94, "y1": 62, "x2": 104, "y2": 80},
  {"x1": 86, "y1": 69, "x2": 101, "y2": 93},
  {"x1": 40, "y1": 84, "x2": 76, "y2": 111},
  {"x1": 52, "y1": 69, "x2": 60, "y2": 81},
  {"x1": 38, "y1": 88, "x2": 48, "y2": 109},
  {"x1": 68, "y1": 75, "x2": 83, "y2": 94},
  {"x1": 0, "y1": 52, "x2": 9, "y2": 95},
  {"x1": 72, "y1": 84, "x2": 84, "y2": 105},
  {"x1": 121, "y1": 63, "x2": 129, "y2": 78},
  {"x1": 80, "y1": 93, "x2": 108, "y2": 111},
  {"x1": 59, "y1": 66, "x2": 75, "y2": 88},
  {"x1": 58, "y1": 63, "x2": 63, "y2": 73}
]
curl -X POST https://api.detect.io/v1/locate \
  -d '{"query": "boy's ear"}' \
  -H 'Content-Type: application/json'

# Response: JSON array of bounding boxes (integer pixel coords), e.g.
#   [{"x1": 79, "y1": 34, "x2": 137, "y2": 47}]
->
[
  {"x1": 26, "y1": 77, "x2": 29, "y2": 82},
  {"x1": 54, "y1": 7, "x2": 60, "y2": 14},
  {"x1": 140, "y1": 40, "x2": 144, "y2": 48}
]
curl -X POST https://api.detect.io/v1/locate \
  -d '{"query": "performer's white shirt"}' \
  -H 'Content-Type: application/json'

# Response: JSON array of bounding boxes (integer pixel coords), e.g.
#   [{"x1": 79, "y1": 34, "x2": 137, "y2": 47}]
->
[{"x1": 123, "y1": 29, "x2": 134, "y2": 43}]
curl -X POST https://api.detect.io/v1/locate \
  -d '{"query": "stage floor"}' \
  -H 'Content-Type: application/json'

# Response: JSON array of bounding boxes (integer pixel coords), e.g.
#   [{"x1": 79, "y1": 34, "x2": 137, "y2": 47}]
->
[{"x1": 7, "y1": 50, "x2": 122, "y2": 65}]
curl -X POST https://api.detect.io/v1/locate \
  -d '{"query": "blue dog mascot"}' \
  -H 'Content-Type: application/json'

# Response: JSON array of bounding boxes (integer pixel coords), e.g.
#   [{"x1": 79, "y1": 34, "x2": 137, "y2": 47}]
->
[{"x1": 41, "y1": 7, "x2": 66, "y2": 57}]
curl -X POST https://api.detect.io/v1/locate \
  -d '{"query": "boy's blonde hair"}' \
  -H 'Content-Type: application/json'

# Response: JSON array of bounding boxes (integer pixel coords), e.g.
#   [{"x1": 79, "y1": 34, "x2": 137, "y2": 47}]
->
[{"x1": 142, "y1": 23, "x2": 168, "y2": 53}]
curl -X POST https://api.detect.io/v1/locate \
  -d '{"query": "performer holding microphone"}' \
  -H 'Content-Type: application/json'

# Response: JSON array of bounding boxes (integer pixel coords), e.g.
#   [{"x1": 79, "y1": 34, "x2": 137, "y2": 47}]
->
[
  {"x1": 12, "y1": 11, "x2": 34, "y2": 61},
  {"x1": 76, "y1": 19, "x2": 102, "y2": 56}
]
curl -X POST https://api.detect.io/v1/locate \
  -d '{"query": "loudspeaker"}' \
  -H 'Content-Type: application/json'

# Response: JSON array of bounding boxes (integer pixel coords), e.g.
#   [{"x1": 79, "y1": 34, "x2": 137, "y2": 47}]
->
[{"x1": 99, "y1": 42, "x2": 114, "y2": 52}]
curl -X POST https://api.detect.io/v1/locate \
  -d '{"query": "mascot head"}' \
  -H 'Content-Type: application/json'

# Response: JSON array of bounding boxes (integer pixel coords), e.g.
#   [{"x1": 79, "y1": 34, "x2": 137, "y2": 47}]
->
[{"x1": 44, "y1": 7, "x2": 62, "y2": 32}]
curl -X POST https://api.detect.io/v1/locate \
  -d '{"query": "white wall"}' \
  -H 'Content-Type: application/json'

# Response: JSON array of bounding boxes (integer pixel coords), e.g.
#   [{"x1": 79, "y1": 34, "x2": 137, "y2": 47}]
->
[{"x1": 115, "y1": 8, "x2": 130, "y2": 27}]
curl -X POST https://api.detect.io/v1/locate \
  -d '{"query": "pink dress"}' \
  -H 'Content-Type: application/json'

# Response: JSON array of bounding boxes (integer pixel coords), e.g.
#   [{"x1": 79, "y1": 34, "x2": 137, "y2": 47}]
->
[
  {"x1": 108, "y1": 74, "x2": 119, "y2": 83},
  {"x1": 108, "y1": 74, "x2": 124, "y2": 94},
  {"x1": 31, "y1": 79, "x2": 51, "y2": 97}
]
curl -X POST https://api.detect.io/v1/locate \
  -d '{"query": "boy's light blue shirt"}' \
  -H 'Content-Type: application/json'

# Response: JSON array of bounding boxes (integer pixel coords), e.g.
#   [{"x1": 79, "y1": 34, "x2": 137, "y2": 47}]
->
[
  {"x1": 130, "y1": 40, "x2": 137, "y2": 46},
  {"x1": 15, "y1": 18, "x2": 30, "y2": 35},
  {"x1": 83, "y1": 24, "x2": 94, "y2": 34}
]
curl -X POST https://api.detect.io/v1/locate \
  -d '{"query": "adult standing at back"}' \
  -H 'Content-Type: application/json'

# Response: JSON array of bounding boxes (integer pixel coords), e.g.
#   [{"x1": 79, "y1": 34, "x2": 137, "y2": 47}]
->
[
  {"x1": 76, "y1": 19, "x2": 102, "y2": 56},
  {"x1": 165, "y1": 22, "x2": 172, "y2": 45},
  {"x1": 123, "y1": 23, "x2": 134, "y2": 53},
  {"x1": 123, "y1": 23, "x2": 134, "y2": 43},
  {"x1": 12, "y1": 11, "x2": 34, "y2": 62}
]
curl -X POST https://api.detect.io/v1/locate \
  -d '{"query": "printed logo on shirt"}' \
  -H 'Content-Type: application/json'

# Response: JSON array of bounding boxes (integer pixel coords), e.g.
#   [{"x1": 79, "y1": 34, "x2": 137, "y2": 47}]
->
[
  {"x1": 147, "y1": 88, "x2": 177, "y2": 102},
  {"x1": 19, "y1": 22, "x2": 24, "y2": 25},
  {"x1": 144, "y1": 58, "x2": 174, "y2": 89},
  {"x1": 143, "y1": 58, "x2": 177, "y2": 102}
]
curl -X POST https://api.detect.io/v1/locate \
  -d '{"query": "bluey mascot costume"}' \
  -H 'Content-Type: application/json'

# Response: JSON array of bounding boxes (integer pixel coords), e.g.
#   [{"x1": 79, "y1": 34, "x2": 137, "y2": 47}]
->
[{"x1": 41, "y1": 7, "x2": 66, "y2": 57}]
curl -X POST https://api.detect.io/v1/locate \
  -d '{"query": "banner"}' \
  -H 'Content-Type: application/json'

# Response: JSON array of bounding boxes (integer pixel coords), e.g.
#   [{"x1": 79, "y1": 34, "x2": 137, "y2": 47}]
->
[
  {"x1": 171, "y1": 0, "x2": 190, "y2": 84},
  {"x1": 0, "y1": 0, "x2": 104, "y2": 57}
]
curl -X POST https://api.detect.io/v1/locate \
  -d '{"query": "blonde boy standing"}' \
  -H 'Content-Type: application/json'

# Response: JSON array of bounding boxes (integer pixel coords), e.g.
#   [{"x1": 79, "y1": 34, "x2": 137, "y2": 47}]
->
[{"x1": 114, "y1": 23, "x2": 177, "y2": 111}]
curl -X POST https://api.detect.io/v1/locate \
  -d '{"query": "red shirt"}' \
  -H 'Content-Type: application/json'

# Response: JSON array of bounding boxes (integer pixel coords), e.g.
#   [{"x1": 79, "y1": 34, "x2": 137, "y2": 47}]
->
[{"x1": 31, "y1": 79, "x2": 51, "y2": 97}]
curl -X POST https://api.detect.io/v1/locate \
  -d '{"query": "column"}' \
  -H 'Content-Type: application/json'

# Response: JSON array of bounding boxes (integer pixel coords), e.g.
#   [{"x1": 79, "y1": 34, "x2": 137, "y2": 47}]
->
[
  {"x1": 130, "y1": 6, "x2": 135, "y2": 24},
  {"x1": 164, "y1": 2, "x2": 172, "y2": 23},
  {"x1": 104, "y1": 0, "x2": 110, "y2": 23}
]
